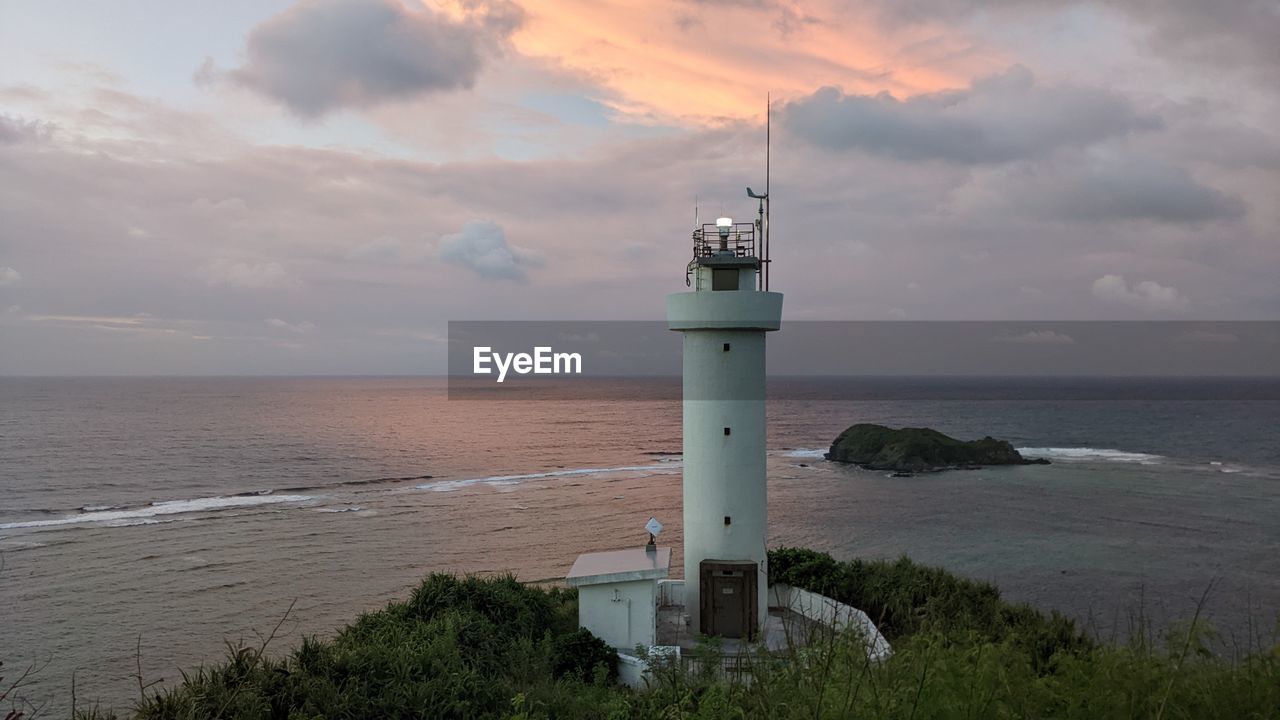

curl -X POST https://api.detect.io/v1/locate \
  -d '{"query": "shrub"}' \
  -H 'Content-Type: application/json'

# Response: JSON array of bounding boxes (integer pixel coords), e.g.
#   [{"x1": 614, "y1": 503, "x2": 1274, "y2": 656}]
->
[
  {"x1": 550, "y1": 629, "x2": 618, "y2": 683},
  {"x1": 129, "y1": 574, "x2": 617, "y2": 720},
  {"x1": 769, "y1": 547, "x2": 1094, "y2": 669}
]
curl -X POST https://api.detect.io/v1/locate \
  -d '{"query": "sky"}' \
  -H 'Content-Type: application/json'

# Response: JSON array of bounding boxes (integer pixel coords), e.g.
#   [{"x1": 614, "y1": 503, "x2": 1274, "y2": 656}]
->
[{"x1": 1, "y1": 0, "x2": 1277, "y2": 375}]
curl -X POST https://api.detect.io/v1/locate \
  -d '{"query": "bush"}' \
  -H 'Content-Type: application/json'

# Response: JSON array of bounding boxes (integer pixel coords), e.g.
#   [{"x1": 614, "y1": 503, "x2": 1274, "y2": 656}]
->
[
  {"x1": 129, "y1": 574, "x2": 620, "y2": 720},
  {"x1": 769, "y1": 547, "x2": 1094, "y2": 670},
  {"x1": 550, "y1": 629, "x2": 618, "y2": 683}
]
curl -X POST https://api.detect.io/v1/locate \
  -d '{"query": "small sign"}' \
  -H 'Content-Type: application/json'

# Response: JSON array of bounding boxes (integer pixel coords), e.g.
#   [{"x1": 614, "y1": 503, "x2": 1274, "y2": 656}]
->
[{"x1": 645, "y1": 517, "x2": 663, "y2": 536}]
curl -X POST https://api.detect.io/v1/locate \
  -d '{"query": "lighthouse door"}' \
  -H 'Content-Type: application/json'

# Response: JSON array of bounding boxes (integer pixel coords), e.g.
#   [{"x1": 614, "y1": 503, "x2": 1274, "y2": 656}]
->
[
  {"x1": 712, "y1": 575, "x2": 745, "y2": 637},
  {"x1": 699, "y1": 560, "x2": 758, "y2": 640}
]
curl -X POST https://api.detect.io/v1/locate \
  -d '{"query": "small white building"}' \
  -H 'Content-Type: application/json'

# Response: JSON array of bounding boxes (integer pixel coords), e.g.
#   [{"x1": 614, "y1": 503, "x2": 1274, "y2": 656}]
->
[{"x1": 565, "y1": 546, "x2": 671, "y2": 650}]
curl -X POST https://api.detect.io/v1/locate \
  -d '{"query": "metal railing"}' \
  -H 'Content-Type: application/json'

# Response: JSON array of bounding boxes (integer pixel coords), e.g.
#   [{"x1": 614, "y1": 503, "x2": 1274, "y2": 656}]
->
[{"x1": 692, "y1": 222, "x2": 756, "y2": 260}]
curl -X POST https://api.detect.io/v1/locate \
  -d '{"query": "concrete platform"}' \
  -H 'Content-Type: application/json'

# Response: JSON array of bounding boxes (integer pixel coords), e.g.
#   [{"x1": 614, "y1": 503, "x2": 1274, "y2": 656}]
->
[{"x1": 656, "y1": 604, "x2": 824, "y2": 654}]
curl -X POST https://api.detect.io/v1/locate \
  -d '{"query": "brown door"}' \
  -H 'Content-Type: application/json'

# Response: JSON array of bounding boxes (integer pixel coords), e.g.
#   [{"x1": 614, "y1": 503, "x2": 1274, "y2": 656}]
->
[
  {"x1": 700, "y1": 560, "x2": 759, "y2": 640},
  {"x1": 711, "y1": 575, "x2": 746, "y2": 638}
]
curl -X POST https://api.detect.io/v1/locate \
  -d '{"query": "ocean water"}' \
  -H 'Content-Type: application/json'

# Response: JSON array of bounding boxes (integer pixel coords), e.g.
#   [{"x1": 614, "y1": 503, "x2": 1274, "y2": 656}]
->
[{"x1": 2, "y1": 376, "x2": 1278, "y2": 714}]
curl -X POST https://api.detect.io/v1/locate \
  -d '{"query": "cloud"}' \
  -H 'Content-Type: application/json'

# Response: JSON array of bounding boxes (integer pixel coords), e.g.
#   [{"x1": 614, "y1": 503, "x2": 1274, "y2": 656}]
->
[
  {"x1": 681, "y1": 0, "x2": 775, "y2": 7},
  {"x1": 510, "y1": 0, "x2": 985, "y2": 123},
  {"x1": 343, "y1": 235, "x2": 434, "y2": 265},
  {"x1": 0, "y1": 267, "x2": 21, "y2": 286},
  {"x1": 16, "y1": 312, "x2": 216, "y2": 339},
  {"x1": 1123, "y1": 0, "x2": 1280, "y2": 80},
  {"x1": 202, "y1": 260, "x2": 293, "y2": 289},
  {"x1": 265, "y1": 318, "x2": 316, "y2": 334},
  {"x1": 0, "y1": 115, "x2": 54, "y2": 144},
  {"x1": 995, "y1": 330, "x2": 1076, "y2": 344},
  {"x1": 1091, "y1": 274, "x2": 1188, "y2": 312},
  {"x1": 959, "y1": 155, "x2": 1246, "y2": 224},
  {"x1": 2, "y1": 82, "x2": 1275, "y2": 375},
  {"x1": 24, "y1": 313, "x2": 149, "y2": 326},
  {"x1": 867, "y1": 0, "x2": 1280, "y2": 83},
  {"x1": 1040, "y1": 160, "x2": 1244, "y2": 224},
  {"x1": 1175, "y1": 329, "x2": 1238, "y2": 344},
  {"x1": 345, "y1": 236, "x2": 407, "y2": 263},
  {"x1": 224, "y1": 0, "x2": 523, "y2": 118},
  {"x1": 783, "y1": 65, "x2": 1157, "y2": 163},
  {"x1": 370, "y1": 328, "x2": 448, "y2": 343},
  {"x1": 438, "y1": 220, "x2": 539, "y2": 281}
]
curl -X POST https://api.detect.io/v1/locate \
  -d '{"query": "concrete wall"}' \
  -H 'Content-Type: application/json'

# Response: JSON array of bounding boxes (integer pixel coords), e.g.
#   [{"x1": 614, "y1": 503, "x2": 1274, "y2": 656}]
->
[
  {"x1": 578, "y1": 579, "x2": 658, "y2": 650},
  {"x1": 616, "y1": 652, "x2": 651, "y2": 689},
  {"x1": 769, "y1": 584, "x2": 892, "y2": 661},
  {"x1": 667, "y1": 285, "x2": 782, "y2": 331}
]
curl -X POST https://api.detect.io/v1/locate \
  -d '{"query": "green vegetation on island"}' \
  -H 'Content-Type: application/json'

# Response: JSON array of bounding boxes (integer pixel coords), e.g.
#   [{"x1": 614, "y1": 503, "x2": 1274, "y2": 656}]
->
[
  {"x1": 37, "y1": 550, "x2": 1280, "y2": 720},
  {"x1": 827, "y1": 423, "x2": 1050, "y2": 473}
]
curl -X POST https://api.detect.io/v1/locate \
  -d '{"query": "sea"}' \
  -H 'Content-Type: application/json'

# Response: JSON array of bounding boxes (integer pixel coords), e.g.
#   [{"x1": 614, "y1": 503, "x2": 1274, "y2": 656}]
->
[{"x1": 2, "y1": 376, "x2": 1278, "y2": 715}]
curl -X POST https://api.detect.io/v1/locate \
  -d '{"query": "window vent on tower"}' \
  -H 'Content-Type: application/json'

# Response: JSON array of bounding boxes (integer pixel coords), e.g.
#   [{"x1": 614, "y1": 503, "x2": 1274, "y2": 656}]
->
[
  {"x1": 723, "y1": 343, "x2": 731, "y2": 352},
  {"x1": 724, "y1": 427, "x2": 731, "y2": 436},
  {"x1": 712, "y1": 268, "x2": 739, "y2": 291}
]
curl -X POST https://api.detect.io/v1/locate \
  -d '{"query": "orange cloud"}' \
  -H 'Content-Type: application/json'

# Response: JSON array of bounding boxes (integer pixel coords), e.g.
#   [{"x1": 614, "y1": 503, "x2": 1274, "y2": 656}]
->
[{"x1": 508, "y1": 0, "x2": 1007, "y2": 123}]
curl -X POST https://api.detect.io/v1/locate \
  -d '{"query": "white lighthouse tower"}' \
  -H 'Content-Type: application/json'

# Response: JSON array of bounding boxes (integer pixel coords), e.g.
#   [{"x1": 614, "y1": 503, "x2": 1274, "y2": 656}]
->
[{"x1": 667, "y1": 197, "x2": 782, "y2": 639}]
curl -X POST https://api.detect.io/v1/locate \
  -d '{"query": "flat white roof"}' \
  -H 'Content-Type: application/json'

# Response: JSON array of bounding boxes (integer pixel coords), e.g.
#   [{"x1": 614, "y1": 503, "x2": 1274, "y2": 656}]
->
[{"x1": 565, "y1": 546, "x2": 671, "y2": 587}]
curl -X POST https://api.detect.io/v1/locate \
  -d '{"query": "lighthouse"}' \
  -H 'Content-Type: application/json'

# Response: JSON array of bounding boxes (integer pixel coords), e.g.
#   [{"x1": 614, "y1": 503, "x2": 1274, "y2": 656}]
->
[
  {"x1": 667, "y1": 203, "x2": 782, "y2": 639},
  {"x1": 563, "y1": 140, "x2": 889, "y2": 669},
  {"x1": 564, "y1": 181, "x2": 889, "y2": 671}
]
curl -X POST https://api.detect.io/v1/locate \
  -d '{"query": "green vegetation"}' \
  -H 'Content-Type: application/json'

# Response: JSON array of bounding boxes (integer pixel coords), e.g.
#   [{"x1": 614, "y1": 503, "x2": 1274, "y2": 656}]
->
[
  {"x1": 827, "y1": 423, "x2": 1048, "y2": 472},
  {"x1": 769, "y1": 547, "x2": 1093, "y2": 670},
  {"x1": 78, "y1": 575, "x2": 626, "y2": 720},
  {"x1": 644, "y1": 549, "x2": 1280, "y2": 719},
  {"x1": 27, "y1": 551, "x2": 1277, "y2": 719}
]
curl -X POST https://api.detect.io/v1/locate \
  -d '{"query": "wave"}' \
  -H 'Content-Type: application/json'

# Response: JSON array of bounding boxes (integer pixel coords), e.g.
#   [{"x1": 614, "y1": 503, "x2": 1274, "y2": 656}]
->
[
  {"x1": 417, "y1": 463, "x2": 682, "y2": 493},
  {"x1": 0, "y1": 494, "x2": 315, "y2": 531},
  {"x1": 1017, "y1": 447, "x2": 1163, "y2": 464},
  {"x1": 276, "y1": 474, "x2": 434, "y2": 494},
  {"x1": 781, "y1": 448, "x2": 828, "y2": 459},
  {"x1": 1205, "y1": 461, "x2": 1248, "y2": 474},
  {"x1": 0, "y1": 539, "x2": 48, "y2": 551},
  {"x1": 357, "y1": 474, "x2": 434, "y2": 485}
]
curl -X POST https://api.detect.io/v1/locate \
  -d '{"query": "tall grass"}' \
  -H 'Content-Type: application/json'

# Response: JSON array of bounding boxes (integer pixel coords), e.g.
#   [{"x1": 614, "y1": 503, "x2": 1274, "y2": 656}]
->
[
  {"x1": 614, "y1": 548, "x2": 1280, "y2": 719},
  {"x1": 626, "y1": 623, "x2": 1280, "y2": 719}
]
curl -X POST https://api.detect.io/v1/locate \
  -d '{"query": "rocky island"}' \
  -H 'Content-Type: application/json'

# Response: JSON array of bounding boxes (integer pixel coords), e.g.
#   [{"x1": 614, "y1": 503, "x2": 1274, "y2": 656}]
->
[{"x1": 826, "y1": 423, "x2": 1050, "y2": 473}]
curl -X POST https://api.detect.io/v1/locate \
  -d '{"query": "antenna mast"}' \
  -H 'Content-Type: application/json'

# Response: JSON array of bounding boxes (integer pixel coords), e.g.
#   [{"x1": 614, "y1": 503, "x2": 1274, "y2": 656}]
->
[
  {"x1": 764, "y1": 94, "x2": 770, "y2": 291},
  {"x1": 746, "y1": 97, "x2": 773, "y2": 291}
]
